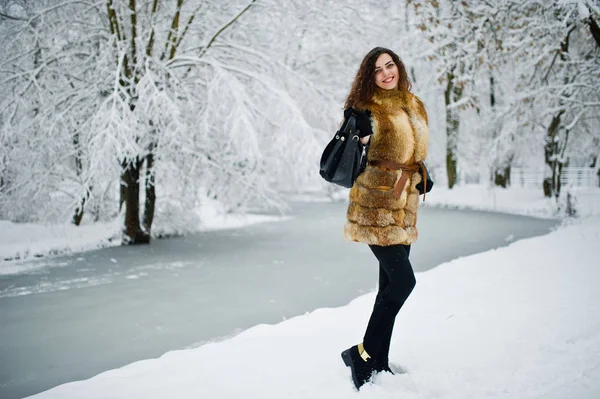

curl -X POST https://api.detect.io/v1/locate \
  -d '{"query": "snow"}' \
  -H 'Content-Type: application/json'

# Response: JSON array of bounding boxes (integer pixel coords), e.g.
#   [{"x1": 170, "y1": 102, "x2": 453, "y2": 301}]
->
[
  {"x1": 423, "y1": 185, "x2": 600, "y2": 219},
  {"x1": 0, "y1": 219, "x2": 121, "y2": 266},
  {"x1": 578, "y1": 1, "x2": 591, "y2": 19},
  {"x1": 0, "y1": 203, "x2": 288, "y2": 274},
  {"x1": 26, "y1": 215, "x2": 600, "y2": 398}
]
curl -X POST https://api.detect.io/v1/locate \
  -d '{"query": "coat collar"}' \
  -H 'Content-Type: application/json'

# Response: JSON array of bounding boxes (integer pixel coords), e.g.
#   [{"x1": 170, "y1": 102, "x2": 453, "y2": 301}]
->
[{"x1": 371, "y1": 87, "x2": 411, "y2": 108}]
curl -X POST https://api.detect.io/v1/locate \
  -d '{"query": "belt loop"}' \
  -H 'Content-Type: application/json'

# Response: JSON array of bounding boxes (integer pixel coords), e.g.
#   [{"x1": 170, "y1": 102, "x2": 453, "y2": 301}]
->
[{"x1": 393, "y1": 173, "x2": 409, "y2": 199}]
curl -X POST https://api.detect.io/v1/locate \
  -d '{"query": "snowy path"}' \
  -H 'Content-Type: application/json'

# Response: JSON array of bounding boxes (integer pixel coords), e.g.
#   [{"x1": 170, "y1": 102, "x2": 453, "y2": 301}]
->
[{"x1": 0, "y1": 202, "x2": 556, "y2": 399}]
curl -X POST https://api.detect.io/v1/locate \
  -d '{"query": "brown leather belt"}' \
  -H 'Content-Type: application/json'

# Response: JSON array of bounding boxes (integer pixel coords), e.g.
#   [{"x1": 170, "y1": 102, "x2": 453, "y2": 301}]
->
[{"x1": 369, "y1": 160, "x2": 427, "y2": 201}]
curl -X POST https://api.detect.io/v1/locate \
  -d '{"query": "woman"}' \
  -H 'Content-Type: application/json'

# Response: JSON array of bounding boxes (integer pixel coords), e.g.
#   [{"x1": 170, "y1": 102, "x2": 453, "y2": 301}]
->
[{"x1": 339, "y1": 47, "x2": 429, "y2": 390}]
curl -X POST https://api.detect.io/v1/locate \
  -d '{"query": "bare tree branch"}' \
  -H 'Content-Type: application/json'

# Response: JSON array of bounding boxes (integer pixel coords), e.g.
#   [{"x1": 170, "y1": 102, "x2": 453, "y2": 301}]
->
[
  {"x1": 144, "y1": 0, "x2": 160, "y2": 57},
  {"x1": 0, "y1": 11, "x2": 25, "y2": 21},
  {"x1": 161, "y1": 0, "x2": 184, "y2": 61},
  {"x1": 129, "y1": 0, "x2": 138, "y2": 81},
  {"x1": 198, "y1": 0, "x2": 256, "y2": 58},
  {"x1": 174, "y1": 3, "x2": 203, "y2": 53}
]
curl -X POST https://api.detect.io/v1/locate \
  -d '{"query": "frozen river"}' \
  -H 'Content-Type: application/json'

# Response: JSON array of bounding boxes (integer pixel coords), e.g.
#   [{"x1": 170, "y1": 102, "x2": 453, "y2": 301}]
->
[{"x1": 0, "y1": 202, "x2": 557, "y2": 399}]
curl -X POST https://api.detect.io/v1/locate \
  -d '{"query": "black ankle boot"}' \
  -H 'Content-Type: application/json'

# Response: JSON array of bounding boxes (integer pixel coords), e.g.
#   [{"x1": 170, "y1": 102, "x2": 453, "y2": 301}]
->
[{"x1": 341, "y1": 345, "x2": 376, "y2": 390}]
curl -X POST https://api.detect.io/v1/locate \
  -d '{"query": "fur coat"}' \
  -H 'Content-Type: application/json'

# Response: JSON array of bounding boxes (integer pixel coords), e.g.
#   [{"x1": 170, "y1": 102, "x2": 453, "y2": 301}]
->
[{"x1": 344, "y1": 88, "x2": 429, "y2": 246}]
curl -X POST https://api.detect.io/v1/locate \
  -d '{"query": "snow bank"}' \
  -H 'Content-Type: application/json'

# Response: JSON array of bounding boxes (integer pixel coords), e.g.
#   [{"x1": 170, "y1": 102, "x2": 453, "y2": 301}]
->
[
  {"x1": 0, "y1": 219, "x2": 121, "y2": 264},
  {"x1": 423, "y1": 185, "x2": 600, "y2": 219},
  {"x1": 0, "y1": 201, "x2": 287, "y2": 270},
  {"x1": 28, "y1": 217, "x2": 600, "y2": 399}
]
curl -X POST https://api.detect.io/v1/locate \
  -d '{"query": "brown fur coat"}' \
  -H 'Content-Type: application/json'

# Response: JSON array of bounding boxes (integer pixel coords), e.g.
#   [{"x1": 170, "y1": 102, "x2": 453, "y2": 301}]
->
[{"x1": 344, "y1": 88, "x2": 429, "y2": 246}]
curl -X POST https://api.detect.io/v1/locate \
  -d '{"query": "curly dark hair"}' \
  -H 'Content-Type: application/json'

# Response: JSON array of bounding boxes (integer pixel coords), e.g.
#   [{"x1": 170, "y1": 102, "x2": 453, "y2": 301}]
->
[{"x1": 344, "y1": 47, "x2": 412, "y2": 109}]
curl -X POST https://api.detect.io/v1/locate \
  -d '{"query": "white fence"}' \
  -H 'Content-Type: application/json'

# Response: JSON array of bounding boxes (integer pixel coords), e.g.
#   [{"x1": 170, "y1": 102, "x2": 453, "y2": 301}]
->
[{"x1": 511, "y1": 167, "x2": 599, "y2": 188}]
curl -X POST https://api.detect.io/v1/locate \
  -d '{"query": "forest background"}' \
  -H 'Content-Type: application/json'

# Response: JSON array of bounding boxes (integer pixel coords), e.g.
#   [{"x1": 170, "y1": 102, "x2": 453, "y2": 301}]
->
[{"x1": 1, "y1": 0, "x2": 599, "y2": 244}]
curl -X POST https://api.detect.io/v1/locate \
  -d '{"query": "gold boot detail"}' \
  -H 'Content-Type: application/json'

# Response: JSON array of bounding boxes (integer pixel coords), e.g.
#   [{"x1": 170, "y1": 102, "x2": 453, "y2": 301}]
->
[{"x1": 358, "y1": 343, "x2": 371, "y2": 362}]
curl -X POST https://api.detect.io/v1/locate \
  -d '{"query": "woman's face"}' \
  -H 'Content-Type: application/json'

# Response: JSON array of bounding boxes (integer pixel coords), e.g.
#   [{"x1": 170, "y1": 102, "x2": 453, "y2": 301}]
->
[{"x1": 374, "y1": 53, "x2": 399, "y2": 90}]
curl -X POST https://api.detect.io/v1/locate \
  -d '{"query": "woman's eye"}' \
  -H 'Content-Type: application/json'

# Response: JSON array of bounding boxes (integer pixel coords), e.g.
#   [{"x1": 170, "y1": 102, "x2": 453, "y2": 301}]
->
[{"x1": 387, "y1": 64, "x2": 395, "y2": 69}]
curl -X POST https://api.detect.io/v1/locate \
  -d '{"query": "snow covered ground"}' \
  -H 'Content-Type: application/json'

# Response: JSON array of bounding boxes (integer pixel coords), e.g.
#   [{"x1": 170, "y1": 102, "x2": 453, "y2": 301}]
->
[
  {"x1": 27, "y1": 214, "x2": 600, "y2": 398},
  {"x1": 423, "y1": 185, "x2": 600, "y2": 219}
]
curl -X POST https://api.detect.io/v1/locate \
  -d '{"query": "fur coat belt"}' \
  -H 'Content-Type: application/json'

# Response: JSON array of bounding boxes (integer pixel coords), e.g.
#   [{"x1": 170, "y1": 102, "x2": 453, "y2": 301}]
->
[
  {"x1": 344, "y1": 88, "x2": 429, "y2": 246},
  {"x1": 368, "y1": 159, "x2": 428, "y2": 201}
]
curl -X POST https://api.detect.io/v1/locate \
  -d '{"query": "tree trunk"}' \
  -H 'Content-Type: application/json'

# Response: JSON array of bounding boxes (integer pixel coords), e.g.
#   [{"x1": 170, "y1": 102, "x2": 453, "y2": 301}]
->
[
  {"x1": 490, "y1": 75, "x2": 502, "y2": 187},
  {"x1": 444, "y1": 72, "x2": 460, "y2": 189},
  {"x1": 543, "y1": 111, "x2": 564, "y2": 198},
  {"x1": 587, "y1": 14, "x2": 600, "y2": 49},
  {"x1": 71, "y1": 131, "x2": 89, "y2": 225},
  {"x1": 543, "y1": 26, "x2": 574, "y2": 198},
  {"x1": 494, "y1": 166, "x2": 511, "y2": 188},
  {"x1": 142, "y1": 150, "x2": 156, "y2": 234},
  {"x1": 119, "y1": 183, "x2": 126, "y2": 212},
  {"x1": 72, "y1": 196, "x2": 87, "y2": 226},
  {"x1": 121, "y1": 158, "x2": 150, "y2": 244}
]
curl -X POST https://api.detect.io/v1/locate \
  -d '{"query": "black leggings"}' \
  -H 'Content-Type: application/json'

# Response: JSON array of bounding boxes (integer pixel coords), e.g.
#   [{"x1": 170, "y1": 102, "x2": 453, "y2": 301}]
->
[
  {"x1": 363, "y1": 243, "x2": 416, "y2": 359},
  {"x1": 371, "y1": 244, "x2": 416, "y2": 306}
]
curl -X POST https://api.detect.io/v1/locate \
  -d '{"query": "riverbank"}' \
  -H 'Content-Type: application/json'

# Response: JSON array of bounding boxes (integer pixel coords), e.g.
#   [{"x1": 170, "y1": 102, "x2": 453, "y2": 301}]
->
[{"x1": 3, "y1": 185, "x2": 598, "y2": 268}]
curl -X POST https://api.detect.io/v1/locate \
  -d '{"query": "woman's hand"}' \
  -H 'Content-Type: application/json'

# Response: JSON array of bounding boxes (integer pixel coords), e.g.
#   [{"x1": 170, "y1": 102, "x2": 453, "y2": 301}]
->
[
  {"x1": 344, "y1": 107, "x2": 373, "y2": 138},
  {"x1": 360, "y1": 135, "x2": 371, "y2": 145}
]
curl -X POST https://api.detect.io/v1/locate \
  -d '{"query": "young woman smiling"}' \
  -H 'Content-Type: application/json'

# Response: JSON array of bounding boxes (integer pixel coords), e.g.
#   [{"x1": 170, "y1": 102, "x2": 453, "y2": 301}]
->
[{"x1": 339, "y1": 47, "x2": 430, "y2": 390}]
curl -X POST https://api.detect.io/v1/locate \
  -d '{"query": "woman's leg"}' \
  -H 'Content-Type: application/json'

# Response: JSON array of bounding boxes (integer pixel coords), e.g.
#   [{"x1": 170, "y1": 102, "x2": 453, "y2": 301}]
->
[
  {"x1": 371, "y1": 263, "x2": 392, "y2": 370},
  {"x1": 341, "y1": 244, "x2": 415, "y2": 389},
  {"x1": 375, "y1": 245, "x2": 409, "y2": 300},
  {"x1": 376, "y1": 260, "x2": 390, "y2": 300},
  {"x1": 375, "y1": 244, "x2": 411, "y2": 367},
  {"x1": 363, "y1": 244, "x2": 416, "y2": 361}
]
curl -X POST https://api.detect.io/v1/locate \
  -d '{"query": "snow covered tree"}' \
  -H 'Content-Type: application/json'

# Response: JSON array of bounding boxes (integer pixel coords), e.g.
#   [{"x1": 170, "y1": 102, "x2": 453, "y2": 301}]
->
[
  {"x1": 408, "y1": 0, "x2": 506, "y2": 188},
  {"x1": 1, "y1": 1, "x2": 261, "y2": 242},
  {"x1": 5, "y1": 0, "x2": 595, "y2": 237},
  {"x1": 504, "y1": 1, "x2": 600, "y2": 197},
  {"x1": 0, "y1": 0, "x2": 388, "y2": 242},
  {"x1": 409, "y1": 0, "x2": 600, "y2": 196}
]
